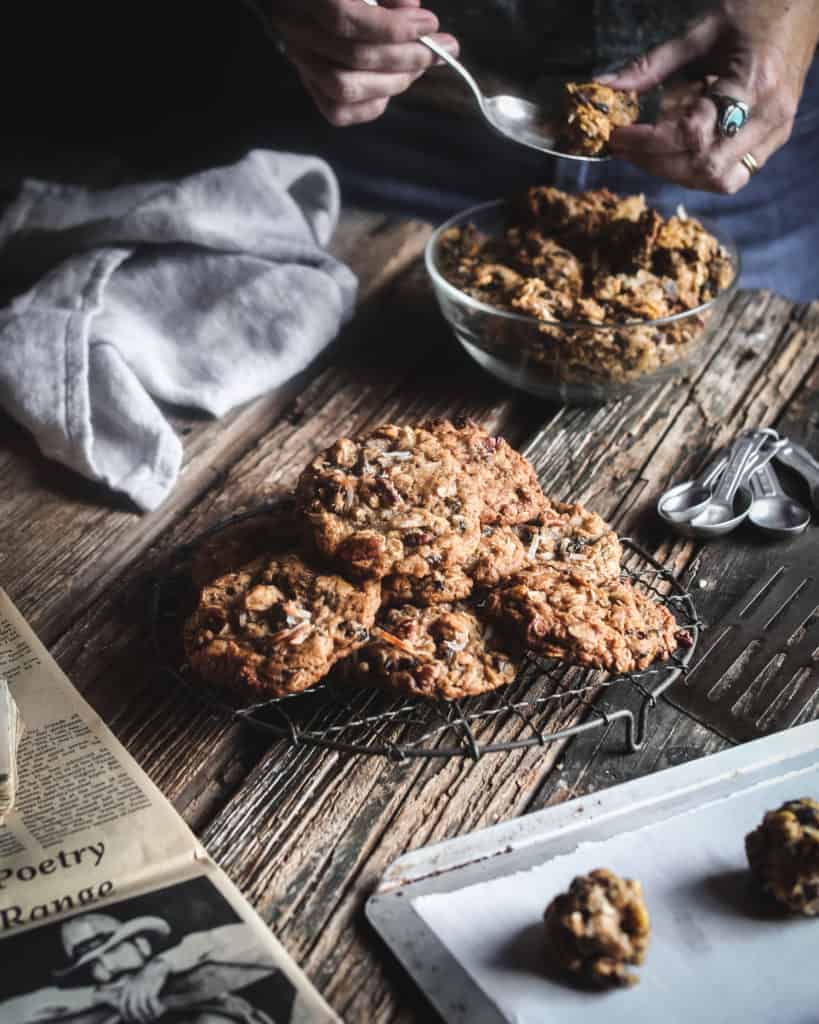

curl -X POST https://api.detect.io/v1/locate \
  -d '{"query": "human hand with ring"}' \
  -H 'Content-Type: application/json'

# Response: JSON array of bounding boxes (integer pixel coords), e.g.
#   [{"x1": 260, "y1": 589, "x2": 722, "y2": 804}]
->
[{"x1": 598, "y1": 0, "x2": 819, "y2": 193}]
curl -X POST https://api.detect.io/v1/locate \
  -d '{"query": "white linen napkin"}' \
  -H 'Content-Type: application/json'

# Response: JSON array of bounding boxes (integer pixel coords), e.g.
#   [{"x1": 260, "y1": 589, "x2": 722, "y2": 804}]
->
[{"x1": 0, "y1": 150, "x2": 358, "y2": 510}]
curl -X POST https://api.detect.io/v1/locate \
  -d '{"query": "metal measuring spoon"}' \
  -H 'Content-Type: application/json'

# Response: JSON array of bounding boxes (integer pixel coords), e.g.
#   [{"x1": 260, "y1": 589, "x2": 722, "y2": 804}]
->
[
  {"x1": 748, "y1": 461, "x2": 811, "y2": 537},
  {"x1": 675, "y1": 429, "x2": 779, "y2": 539},
  {"x1": 774, "y1": 440, "x2": 819, "y2": 512},
  {"x1": 657, "y1": 454, "x2": 728, "y2": 524},
  {"x1": 360, "y1": 0, "x2": 610, "y2": 161}
]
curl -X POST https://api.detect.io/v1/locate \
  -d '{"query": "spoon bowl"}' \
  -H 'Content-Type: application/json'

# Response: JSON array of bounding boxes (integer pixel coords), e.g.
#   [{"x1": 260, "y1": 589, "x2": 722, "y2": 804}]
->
[
  {"x1": 748, "y1": 461, "x2": 811, "y2": 538},
  {"x1": 657, "y1": 454, "x2": 728, "y2": 525},
  {"x1": 688, "y1": 486, "x2": 753, "y2": 535},
  {"x1": 481, "y1": 96, "x2": 610, "y2": 161},
  {"x1": 672, "y1": 486, "x2": 753, "y2": 539},
  {"x1": 749, "y1": 496, "x2": 810, "y2": 536},
  {"x1": 657, "y1": 482, "x2": 713, "y2": 523}
]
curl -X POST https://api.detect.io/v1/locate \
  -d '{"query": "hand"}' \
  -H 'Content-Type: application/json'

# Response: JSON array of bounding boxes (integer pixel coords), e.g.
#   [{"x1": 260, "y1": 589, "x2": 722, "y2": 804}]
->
[
  {"x1": 599, "y1": 0, "x2": 819, "y2": 193},
  {"x1": 271, "y1": 0, "x2": 458, "y2": 125},
  {"x1": 104, "y1": 959, "x2": 170, "y2": 1024}
]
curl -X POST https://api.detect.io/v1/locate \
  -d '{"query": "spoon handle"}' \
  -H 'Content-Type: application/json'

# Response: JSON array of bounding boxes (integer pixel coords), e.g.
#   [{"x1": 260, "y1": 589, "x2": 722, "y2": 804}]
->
[
  {"x1": 711, "y1": 429, "x2": 777, "y2": 504},
  {"x1": 359, "y1": 0, "x2": 487, "y2": 112},
  {"x1": 749, "y1": 461, "x2": 782, "y2": 500},
  {"x1": 775, "y1": 441, "x2": 819, "y2": 503}
]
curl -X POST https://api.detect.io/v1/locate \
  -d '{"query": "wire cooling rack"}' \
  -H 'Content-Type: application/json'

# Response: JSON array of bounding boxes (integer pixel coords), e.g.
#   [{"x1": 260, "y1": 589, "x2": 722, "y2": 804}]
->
[{"x1": 149, "y1": 505, "x2": 700, "y2": 762}]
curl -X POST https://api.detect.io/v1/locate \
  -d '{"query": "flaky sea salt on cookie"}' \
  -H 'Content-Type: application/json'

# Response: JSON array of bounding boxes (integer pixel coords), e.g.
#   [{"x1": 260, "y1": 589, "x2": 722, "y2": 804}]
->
[
  {"x1": 296, "y1": 423, "x2": 482, "y2": 580},
  {"x1": 184, "y1": 552, "x2": 380, "y2": 698},
  {"x1": 354, "y1": 603, "x2": 519, "y2": 701}
]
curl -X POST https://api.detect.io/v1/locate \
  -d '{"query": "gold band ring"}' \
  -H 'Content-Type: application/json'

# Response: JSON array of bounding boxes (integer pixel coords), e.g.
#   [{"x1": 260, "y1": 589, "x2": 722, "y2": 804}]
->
[{"x1": 741, "y1": 152, "x2": 760, "y2": 177}]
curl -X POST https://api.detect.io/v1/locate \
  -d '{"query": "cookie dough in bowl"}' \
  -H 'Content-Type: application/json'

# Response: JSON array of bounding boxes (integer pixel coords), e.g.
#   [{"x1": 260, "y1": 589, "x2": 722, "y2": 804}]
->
[{"x1": 426, "y1": 186, "x2": 739, "y2": 405}]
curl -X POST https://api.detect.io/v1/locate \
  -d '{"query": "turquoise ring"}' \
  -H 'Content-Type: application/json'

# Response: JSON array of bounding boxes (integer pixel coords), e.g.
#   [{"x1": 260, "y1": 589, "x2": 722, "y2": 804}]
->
[{"x1": 706, "y1": 91, "x2": 751, "y2": 138}]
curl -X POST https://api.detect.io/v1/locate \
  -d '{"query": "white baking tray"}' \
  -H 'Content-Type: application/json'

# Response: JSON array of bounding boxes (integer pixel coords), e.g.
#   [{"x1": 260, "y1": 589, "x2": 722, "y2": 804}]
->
[{"x1": 366, "y1": 721, "x2": 819, "y2": 1024}]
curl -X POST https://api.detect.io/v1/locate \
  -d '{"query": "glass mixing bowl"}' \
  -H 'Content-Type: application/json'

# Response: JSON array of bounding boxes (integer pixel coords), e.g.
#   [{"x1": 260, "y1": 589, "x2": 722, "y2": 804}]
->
[{"x1": 425, "y1": 198, "x2": 740, "y2": 405}]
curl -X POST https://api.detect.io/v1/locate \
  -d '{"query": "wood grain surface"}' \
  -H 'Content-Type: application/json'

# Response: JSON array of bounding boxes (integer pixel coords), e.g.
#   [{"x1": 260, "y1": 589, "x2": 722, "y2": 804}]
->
[{"x1": 2, "y1": 209, "x2": 818, "y2": 1023}]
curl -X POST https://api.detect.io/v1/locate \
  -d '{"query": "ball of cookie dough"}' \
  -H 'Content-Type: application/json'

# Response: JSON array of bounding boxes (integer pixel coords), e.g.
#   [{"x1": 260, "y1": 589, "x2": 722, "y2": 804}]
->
[
  {"x1": 543, "y1": 867, "x2": 651, "y2": 988},
  {"x1": 745, "y1": 798, "x2": 819, "y2": 915}
]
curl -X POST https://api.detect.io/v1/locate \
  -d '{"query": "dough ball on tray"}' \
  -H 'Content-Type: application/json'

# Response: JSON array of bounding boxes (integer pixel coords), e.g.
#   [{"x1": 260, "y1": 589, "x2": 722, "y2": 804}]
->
[
  {"x1": 543, "y1": 867, "x2": 651, "y2": 988},
  {"x1": 745, "y1": 797, "x2": 819, "y2": 915}
]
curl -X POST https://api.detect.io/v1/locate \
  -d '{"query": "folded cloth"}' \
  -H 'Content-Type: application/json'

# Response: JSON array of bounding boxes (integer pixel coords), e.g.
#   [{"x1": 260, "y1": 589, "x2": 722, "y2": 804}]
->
[{"x1": 0, "y1": 149, "x2": 358, "y2": 511}]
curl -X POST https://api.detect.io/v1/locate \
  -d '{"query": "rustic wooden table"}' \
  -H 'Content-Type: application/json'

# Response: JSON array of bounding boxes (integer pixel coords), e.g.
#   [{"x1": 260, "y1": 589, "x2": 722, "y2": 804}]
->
[{"x1": 1, "y1": 207, "x2": 818, "y2": 1022}]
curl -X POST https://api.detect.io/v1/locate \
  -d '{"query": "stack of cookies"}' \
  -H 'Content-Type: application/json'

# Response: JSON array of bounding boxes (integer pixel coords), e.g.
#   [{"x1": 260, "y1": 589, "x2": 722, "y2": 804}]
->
[{"x1": 183, "y1": 419, "x2": 687, "y2": 703}]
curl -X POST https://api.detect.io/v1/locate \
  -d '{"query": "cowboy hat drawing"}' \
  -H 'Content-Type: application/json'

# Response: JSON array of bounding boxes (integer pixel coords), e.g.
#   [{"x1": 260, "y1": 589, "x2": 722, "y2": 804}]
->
[{"x1": 54, "y1": 913, "x2": 172, "y2": 978}]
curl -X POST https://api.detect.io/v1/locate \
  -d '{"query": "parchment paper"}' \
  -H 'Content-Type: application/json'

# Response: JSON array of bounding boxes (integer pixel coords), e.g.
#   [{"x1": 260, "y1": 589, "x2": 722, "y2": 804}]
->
[{"x1": 414, "y1": 764, "x2": 819, "y2": 1024}]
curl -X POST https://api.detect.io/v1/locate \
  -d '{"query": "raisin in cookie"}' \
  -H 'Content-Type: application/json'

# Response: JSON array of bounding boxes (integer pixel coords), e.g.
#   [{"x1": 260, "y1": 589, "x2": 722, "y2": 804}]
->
[
  {"x1": 421, "y1": 417, "x2": 547, "y2": 525},
  {"x1": 486, "y1": 564, "x2": 680, "y2": 673},
  {"x1": 296, "y1": 423, "x2": 481, "y2": 580},
  {"x1": 745, "y1": 798, "x2": 819, "y2": 915},
  {"x1": 544, "y1": 868, "x2": 651, "y2": 988},
  {"x1": 184, "y1": 553, "x2": 380, "y2": 698},
  {"x1": 354, "y1": 603, "x2": 519, "y2": 700}
]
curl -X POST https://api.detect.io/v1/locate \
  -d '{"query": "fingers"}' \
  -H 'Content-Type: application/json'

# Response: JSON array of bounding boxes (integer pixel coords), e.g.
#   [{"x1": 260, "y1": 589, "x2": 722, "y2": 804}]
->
[
  {"x1": 614, "y1": 128, "x2": 779, "y2": 193},
  {"x1": 597, "y1": 13, "x2": 722, "y2": 91},
  {"x1": 302, "y1": 0, "x2": 439, "y2": 45},
  {"x1": 610, "y1": 31, "x2": 799, "y2": 194},
  {"x1": 282, "y1": 18, "x2": 452, "y2": 73},
  {"x1": 275, "y1": 0, "x2": 457, "y2": 124},
  {"x1": 611, "y1": 99, "x2": 787, "y2": 193},
  {"x1": 291, "y1": 46, "x2": 429, "y2": 124}
]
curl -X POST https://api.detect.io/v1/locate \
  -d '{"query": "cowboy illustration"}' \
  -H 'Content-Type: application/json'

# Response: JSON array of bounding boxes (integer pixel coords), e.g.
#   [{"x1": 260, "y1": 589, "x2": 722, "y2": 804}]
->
[{"x1": 0, "y1": 910, "x2": 299, "y2": 1023}]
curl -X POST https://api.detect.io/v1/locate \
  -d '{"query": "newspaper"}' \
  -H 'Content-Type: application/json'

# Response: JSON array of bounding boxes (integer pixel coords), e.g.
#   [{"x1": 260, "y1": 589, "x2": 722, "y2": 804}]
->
[
  {"x1": 0, "y1": 588, "x2": 340, "y2": 1024},
  {"x1": 0, "y1": 675, "x2": 24, "y2": 822}
]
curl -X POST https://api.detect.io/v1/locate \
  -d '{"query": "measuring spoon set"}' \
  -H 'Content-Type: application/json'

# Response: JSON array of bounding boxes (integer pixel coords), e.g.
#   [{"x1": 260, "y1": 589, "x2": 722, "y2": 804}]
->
[{"x1": 657, "y1": 428, "x2": 817, "y2": 540}]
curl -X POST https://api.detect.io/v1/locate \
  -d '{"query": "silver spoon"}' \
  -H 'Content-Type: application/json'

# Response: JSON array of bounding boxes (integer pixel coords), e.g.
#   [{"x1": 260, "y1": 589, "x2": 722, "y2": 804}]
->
[
  {"x1": 657, "y1": 454, "x2": 728, "y2": 525},
  {"x1": 774, "y1": 440, "x2": 819, "y2": 513},
  {"x1": 669, "y1": 430, "x2": 779, "y2": 539},
  {"x1": 360, "y1": 0, "x2": 608, "y2": 161},
  {"x1": 686, "y1": 429, "x2": 779, "y2": 531},
  {"x1": 748, "y1": 462, "x2": 811, "y2": 537}
]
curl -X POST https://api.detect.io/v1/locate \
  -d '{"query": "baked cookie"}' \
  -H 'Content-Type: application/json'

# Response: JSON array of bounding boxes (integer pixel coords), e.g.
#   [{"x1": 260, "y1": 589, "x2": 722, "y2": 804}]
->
[
  {"x1": 387, "y1": 501, "x2": 622, "y2": 600},
  {"x1": 295, "y1": 423, "x2": 482, "y2": 580},
  {"x1": 486, "y1": 564, "x2": 681, "y2": 673},
  {"x1": 745, "y1": 798, "x2": 819, "y2": 915},
  {"x1": 421, "y1": 417, "x2": 547, "y2": 525},
  {"x1": 354, "y1": 603, "x2": 519, "y2": 700},
  {"x1": 558, "y1": 82, "x2": 640, "y2": 157},
  {"x1": 517, "y1": 501, "x2": 623, "y2": 579},
  {"x1": 184, "y1": 553, "x2": 381, "y2": 698},
  {"x1": 470, "y1": 502, "x2": 622, "y2": 589},
  {"x1": 543, "y1": 868, "x2": 651, "y2": 988}
]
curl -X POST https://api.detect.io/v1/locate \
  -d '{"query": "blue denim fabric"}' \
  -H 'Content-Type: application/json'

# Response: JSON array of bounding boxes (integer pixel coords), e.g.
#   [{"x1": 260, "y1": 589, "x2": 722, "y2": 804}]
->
[{"x1": 298, "y1": 61, "x2": 819, "y2": 301}]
